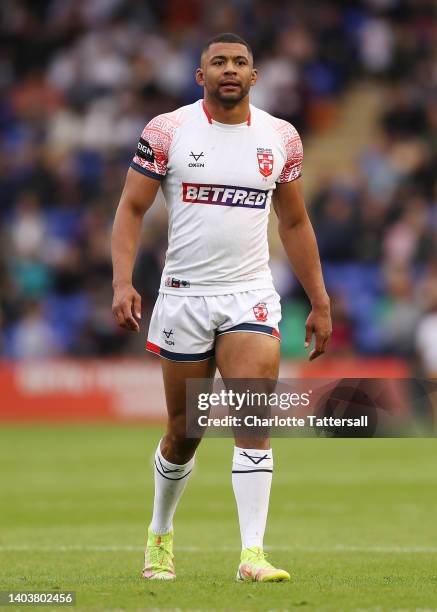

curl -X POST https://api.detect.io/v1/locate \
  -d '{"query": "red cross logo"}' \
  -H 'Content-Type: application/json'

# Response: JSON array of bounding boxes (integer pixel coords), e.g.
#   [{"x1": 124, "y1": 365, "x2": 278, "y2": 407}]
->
[
  {"x1": 253, "y1": 303, "x2": 268, "y2": 322},
  {"x1": 257, "y1": 152, "x2": 274, "y2": 177}
]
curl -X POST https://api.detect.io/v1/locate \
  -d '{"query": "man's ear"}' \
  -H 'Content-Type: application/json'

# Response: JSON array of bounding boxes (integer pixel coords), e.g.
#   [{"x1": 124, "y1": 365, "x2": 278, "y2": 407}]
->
[
  {"x1": 251, "y1": 68, "x2": 258, "y2": 86},
  {"x1": 195, "y1": 68, "x2": 205, "y2": 87}
]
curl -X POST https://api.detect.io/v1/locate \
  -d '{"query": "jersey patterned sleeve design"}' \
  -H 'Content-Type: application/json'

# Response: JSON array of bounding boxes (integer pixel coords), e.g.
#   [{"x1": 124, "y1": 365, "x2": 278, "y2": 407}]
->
[
  {"x1": 275, "y1": 120, "x2": 303, "y2": 184},
  {"x1": 131, "y1": 111, "x2": 181, "y2": 180}
]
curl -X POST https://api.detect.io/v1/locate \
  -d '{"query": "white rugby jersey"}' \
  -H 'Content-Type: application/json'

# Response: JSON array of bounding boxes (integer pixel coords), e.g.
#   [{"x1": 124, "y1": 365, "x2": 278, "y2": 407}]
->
[{"x1": 131, "y1": 99, "x2": 303, "y2": 296}]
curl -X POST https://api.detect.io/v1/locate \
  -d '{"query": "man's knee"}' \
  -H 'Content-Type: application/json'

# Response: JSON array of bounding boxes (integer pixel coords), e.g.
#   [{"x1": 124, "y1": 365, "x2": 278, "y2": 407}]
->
[{"x1": 161, "y1": 429, "x2": 200, "y2": 464}]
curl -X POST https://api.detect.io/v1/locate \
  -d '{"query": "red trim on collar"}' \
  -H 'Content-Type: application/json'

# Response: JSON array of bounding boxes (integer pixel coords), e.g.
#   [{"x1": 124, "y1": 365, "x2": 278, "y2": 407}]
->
[
  {"x1": 202, "y1": 100, "x2": 251, "y2": 126},
  {"x1": 202, "y1": 99, "x2": 213, "y2": 124}
]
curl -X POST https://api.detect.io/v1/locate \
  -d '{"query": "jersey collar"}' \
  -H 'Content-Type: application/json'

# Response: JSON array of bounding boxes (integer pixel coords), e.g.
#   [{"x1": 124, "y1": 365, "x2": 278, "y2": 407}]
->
[{"x1": 202, "y1": 99, "x2": 251, "y2": 126}]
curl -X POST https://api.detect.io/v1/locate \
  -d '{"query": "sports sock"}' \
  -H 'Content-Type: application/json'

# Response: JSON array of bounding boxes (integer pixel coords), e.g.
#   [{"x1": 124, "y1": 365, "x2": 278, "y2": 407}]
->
[
  {"x1": 232, "y1": 446, "x2": 273, "y2": 550},
  {"x1": 150, "y1": 440, "x2": 195, "y2": 535}
]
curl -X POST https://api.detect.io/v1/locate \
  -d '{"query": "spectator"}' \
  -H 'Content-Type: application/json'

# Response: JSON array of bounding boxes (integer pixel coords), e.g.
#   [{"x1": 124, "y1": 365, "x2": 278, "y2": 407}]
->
[{"x1": 11, "y1": 300, "x2": 60, "y2": 359}]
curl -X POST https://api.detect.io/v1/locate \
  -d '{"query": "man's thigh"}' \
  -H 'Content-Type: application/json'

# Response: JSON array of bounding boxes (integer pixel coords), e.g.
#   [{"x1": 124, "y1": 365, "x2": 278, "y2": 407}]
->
[
  {"x1": 214, "y1": 290, "x2": 281, "y2": 446},
  {"x1": 213, "y1": 288, "x2": 281, "y2": 379},
  {"x1": 215, "y1": 333, "x2": 280, "y2": 449},
  {"x1": 161, "y1": 357, "x2": 216, "y2": 426},
  {"x1": 215, "y1": 332, "x2": 280, "y2": 379}
]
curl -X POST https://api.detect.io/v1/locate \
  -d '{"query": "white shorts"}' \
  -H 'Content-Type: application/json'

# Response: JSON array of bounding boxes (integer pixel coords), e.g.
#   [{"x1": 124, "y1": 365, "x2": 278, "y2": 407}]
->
[{"x1": 146, "y1": 289, "x2": 281, "y2": 361}]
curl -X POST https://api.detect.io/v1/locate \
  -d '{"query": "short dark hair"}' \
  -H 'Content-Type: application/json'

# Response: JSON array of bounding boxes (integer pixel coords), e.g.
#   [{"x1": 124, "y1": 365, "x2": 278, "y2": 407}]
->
[{"x1": 201, "y1": 33, "x2": 253, "y2": 58}]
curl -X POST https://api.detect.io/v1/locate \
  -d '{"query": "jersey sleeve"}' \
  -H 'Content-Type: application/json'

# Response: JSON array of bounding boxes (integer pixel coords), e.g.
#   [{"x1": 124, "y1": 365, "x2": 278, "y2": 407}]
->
[
  {"x1": 276, "y1": 121, "x2": 303, "y2": 184},
  {"x1": 130, "y1": 114, "x2": 176, "y2": 181}
]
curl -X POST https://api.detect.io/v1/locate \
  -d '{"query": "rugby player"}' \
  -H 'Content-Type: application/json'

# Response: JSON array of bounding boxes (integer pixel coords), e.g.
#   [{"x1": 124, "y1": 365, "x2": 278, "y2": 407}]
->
[{"x1": 111, "y1": 33, "x2": 332, "y2": 582}]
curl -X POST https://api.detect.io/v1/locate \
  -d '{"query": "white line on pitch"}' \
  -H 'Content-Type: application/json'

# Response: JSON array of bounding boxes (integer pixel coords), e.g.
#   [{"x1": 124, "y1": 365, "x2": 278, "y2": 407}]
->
[{"x1": 1, "y1": 545, "x2": 437, "y2": 553}]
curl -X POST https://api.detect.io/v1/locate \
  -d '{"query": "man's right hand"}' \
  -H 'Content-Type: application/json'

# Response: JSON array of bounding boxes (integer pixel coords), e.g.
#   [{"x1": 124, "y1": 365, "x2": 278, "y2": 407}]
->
[{"x1": 112, "y1": 283, "x2": 142, "y2": 332}]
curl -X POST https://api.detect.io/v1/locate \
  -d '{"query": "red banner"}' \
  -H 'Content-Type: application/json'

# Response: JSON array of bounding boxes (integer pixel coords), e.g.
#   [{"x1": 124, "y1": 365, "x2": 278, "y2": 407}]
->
[
  {"x1": 0, "y1": 359, "x2": 166, "y2": 422},
  {"x1": 0, "y1": 357, "x2": 410, "y2": 422}
]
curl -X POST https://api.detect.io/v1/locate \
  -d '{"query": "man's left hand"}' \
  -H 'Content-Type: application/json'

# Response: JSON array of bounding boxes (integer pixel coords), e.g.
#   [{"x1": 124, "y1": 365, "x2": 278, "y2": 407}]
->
[{"x1": 304, "y1": 304, "x2": 332, "y2": 361}]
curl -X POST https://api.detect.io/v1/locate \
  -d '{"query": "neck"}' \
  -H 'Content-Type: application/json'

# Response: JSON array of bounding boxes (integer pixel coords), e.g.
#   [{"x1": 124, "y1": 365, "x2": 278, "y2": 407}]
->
[{"x1": 203, "y1": 94, "x2": 250, "y2": 125}]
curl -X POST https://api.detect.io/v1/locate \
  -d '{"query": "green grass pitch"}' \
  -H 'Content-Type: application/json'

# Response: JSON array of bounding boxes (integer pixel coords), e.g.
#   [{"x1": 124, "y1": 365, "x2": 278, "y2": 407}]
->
[{"x1": 1, "y1": 425, "x2": 437, "y2": 611}]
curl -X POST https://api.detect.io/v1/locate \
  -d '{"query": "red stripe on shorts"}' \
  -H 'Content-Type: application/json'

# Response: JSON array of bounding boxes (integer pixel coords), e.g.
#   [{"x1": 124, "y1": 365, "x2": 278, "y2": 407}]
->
[{"x1": 146, "y1": 341, "x2": 161, "y2": 354}]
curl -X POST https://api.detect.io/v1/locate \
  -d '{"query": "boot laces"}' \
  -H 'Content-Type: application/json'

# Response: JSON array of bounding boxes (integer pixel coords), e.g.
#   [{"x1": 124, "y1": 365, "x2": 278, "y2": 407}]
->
[
  {"x1": 148, "y1": 540, "x2": 172, "y2": 568},
  {"x1": 247, "y1": 547, "x2": 273, "y2": 568}
]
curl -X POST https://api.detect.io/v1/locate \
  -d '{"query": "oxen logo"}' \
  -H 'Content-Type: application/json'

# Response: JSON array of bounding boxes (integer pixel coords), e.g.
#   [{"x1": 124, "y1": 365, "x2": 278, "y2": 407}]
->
[
  {"x1": 253, "y1": 302, "x2": 268, "y2": 322},
  {"x1": 257, "y1": 148, "x2": 274, "y2": 178},
  {"x1": 189, "y1": 151, "x2": 205, "y2": 167},
  {"x1": 162, "y1": 328, "x2": 175, "y2": 346}
]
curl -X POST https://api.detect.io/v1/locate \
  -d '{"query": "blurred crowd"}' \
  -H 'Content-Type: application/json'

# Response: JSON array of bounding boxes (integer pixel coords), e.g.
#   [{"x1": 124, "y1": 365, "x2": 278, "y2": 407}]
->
[{"x1": 0, "y1": 0, "x2": 435, "y2": 372}]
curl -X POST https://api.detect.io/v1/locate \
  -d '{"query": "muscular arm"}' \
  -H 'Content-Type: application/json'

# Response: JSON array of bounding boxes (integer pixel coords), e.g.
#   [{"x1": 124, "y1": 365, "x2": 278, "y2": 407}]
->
[
  {"x1": 111, "y1": 168, "x2": 161, "y2": 331},
  {"x1": 273, "y1": 178, "x2": 332, "y2": 360}
]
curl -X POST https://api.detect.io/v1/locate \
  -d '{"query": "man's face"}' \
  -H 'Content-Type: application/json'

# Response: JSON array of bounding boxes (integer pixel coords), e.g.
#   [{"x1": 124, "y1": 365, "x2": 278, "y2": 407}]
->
[{"x1": 196, "y1": 43, "x2": 257, "y2": 106}]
